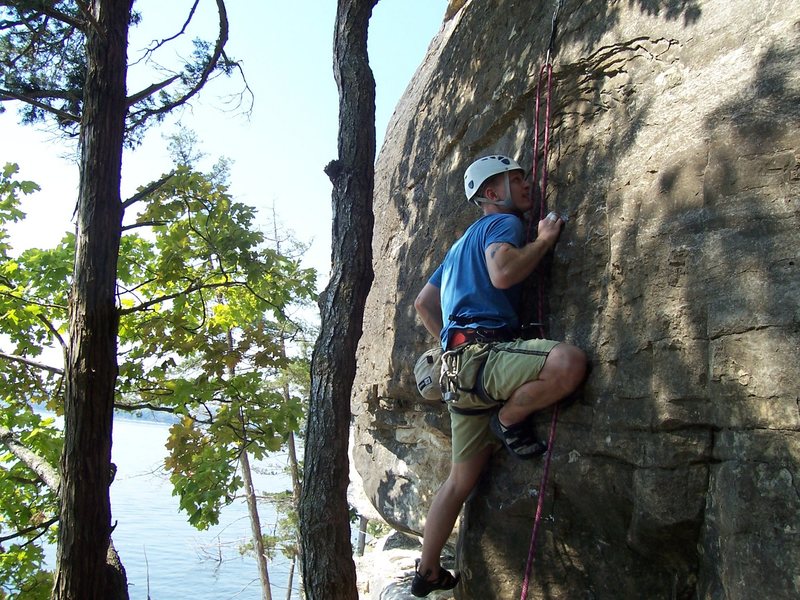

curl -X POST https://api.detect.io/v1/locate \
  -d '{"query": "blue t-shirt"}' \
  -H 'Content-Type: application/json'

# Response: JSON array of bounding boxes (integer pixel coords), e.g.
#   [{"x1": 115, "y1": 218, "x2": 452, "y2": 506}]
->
[{"x1": 429, "y1": 213, "x2": 525, "y2": 348}]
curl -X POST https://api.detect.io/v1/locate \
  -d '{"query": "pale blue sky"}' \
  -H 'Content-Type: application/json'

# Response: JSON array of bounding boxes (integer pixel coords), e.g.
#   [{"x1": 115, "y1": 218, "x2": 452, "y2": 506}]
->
[{"x1": 0, "y1": 0, "x2": 447, "y2": 280}]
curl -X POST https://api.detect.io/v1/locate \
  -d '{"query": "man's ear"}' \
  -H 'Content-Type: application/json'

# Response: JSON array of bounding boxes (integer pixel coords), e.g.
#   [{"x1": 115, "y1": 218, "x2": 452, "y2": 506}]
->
[{"x1": 483, "y1": 183, "x2": 500, "y2": 202}]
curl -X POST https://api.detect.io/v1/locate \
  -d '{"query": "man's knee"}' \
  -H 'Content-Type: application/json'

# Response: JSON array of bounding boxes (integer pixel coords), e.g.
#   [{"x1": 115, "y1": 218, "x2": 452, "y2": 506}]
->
[
  {"x1": 444, "y1": 448, "x2": 492, "y2": 499},
  {"x1": 547, "y1": 343, "x2": 587, "y2": 391}
]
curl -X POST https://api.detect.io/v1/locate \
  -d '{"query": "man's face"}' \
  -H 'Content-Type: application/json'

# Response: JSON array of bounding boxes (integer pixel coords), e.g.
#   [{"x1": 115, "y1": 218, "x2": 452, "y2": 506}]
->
[
  {"x1": 507, "y1": 170, "x2": 531, "y2": 211},
  {"x1": 485, "y1": 169, "x2": 530, "y2": 213}
]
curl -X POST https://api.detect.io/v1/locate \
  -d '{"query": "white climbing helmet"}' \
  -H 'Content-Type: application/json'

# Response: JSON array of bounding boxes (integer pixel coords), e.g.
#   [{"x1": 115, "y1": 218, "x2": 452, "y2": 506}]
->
[{"x1": 463, "y1": 155, "x2": 524, "y2": 206}]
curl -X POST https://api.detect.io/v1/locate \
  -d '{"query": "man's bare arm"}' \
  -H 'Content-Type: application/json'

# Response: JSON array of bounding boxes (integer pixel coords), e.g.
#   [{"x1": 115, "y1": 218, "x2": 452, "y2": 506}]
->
[
  {"x1": 485, "y1": 216, "x2": 562, "y2": 289},
  {"x1": 414, "y1": 282, "x2": 443, "y2": 340}
]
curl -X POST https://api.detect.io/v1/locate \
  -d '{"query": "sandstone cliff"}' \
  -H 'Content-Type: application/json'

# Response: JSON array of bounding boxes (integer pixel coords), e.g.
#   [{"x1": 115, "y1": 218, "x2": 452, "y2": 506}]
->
[{"x1": 352, "y1": 1, "x2": 799, "y2": 598}]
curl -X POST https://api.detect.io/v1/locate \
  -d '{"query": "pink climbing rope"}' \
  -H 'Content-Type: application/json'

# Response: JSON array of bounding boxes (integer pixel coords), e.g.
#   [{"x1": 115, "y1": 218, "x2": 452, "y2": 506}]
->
[
  {"x1": 520, "y1": 60, "x2": 556, "y2": 600},
  {"x1": 519, "y1": 404, "x2": 559, "y2": 600},
  {"x1": 520, "y1": 1, "x2": 564, "y2": 596},
  {"x1": 527, "y1": 60, "x2": 555, "y2": 340}
]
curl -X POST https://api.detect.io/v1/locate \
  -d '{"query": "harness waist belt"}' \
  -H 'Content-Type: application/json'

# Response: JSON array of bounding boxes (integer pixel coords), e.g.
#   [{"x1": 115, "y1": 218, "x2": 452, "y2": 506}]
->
[
  {"x1": 448, "y1": 404, "x2": 497, "y2": 416},
  {"x1": 447, "y1": 326, "x2": 517, "y2": 350}
]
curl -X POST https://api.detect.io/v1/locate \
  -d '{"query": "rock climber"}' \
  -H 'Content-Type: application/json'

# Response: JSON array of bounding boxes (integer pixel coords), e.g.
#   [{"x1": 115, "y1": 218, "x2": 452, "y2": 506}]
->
[{"x1": 410, "y1": 154, "x2": 587, "y2": 596}]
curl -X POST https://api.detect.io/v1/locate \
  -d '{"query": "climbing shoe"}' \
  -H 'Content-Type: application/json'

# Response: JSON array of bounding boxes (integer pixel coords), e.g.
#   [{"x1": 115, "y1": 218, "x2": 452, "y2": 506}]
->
[
  {"x1": 411, "y1": 559, "x2": 460, "y2": 597},
  {"x1": 490, "y1": 412, "x2": 547, "y2": 460}
]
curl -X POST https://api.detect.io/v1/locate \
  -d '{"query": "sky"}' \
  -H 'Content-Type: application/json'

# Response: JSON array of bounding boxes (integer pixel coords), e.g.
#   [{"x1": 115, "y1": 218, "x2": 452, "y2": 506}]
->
[{"x1": 0, "y1": 0, "x2": 448, "y2": 282}]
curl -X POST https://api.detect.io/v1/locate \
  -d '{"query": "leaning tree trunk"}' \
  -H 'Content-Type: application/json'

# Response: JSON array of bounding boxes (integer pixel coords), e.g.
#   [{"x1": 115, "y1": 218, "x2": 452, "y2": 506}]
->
[
  {"x1": 298, "y1": 0, "x2": 377, "y2": 598},
  {"x1": 241, "y1": 447, "x2": 273, "y2": 600},
  {"x1": 53, "y1": 1, "x2": 132, "y2": 598}
]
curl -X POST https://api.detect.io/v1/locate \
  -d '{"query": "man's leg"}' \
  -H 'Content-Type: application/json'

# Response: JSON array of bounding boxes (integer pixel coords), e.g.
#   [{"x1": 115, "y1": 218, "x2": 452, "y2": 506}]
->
[
  {"x1": 497, "y1": 342, "x2": 586, "y2": 427},
  {"x1": 417, "y1": 444, "x2": 494, "y2": 579}
]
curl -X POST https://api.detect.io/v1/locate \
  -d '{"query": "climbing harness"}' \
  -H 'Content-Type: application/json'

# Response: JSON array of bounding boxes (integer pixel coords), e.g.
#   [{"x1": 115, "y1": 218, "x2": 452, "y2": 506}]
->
[{"x1": 520, "y1": 2, "x2": 564, "y2": 599}]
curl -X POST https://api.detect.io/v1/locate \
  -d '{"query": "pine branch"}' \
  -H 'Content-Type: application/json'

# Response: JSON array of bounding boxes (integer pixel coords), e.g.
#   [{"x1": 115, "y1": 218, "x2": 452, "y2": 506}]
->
[
  {"x1": 124, "y1": 74, "x2": 180, "y2": 108},
  {"x1": 136, "y1": 0, "x2": 200, "y2": 59},
  {"x1": 0, "y1": 87, "x2": 80, "y2": 124},
  {"x1": 0, "y1": 87, "x2": 81, "y2": 101},
  {"x1": 126, "y1": 0, "x2": 229, "y2": 126},
  {"x1": 35, "y1": 3, "x2": 86, "y2": 31}
]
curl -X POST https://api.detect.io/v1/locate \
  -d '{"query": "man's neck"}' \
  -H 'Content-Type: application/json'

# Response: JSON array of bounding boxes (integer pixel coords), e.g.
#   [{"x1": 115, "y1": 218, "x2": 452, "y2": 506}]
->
[{"x1": 482, "y1": 204, "x2": 521, "y2": 219}]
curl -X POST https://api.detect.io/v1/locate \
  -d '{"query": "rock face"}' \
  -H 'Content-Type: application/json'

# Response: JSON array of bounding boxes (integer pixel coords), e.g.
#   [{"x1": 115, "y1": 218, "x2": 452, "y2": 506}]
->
[{"x1": 352, "y1": 1, "x2": 799, "y2": 598}]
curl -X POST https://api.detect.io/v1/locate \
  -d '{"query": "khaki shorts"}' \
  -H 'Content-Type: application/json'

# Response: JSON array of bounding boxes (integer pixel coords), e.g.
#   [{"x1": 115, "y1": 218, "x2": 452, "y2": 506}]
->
[{"x1": 449, "y1": 338, "x2": 559, "y2": 463}]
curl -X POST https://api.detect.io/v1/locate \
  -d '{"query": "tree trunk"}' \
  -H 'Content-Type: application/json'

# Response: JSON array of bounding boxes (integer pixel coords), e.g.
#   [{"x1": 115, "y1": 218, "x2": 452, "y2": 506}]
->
[
  {"x1": 53, "y1": 1, "x2": 132, "y2": 598},
  {"x1": 287, "y1": 431, "x2": 302, "y2": 510},
  {"x1": 241, "y1": 447, "x2": 273, "y2": 600},
  {"x1": 285, "y1": 557, "x2": 297, "y2": 600},
  {"x1": 225, "y1": 325, "x2": 273, "y2": 600},
  {"x1": 287, "y1": 430, "x2": 304, "y2": 599},
  {"x1": 298, "y1": 0, "x2": 377, "y2": 598},
  {"x1": 356, "y1": 515, "x2": 368, "y2": 557}
]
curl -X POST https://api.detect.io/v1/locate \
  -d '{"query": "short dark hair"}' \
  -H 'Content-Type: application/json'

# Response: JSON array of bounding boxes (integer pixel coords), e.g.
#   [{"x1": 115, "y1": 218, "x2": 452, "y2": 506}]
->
[{"x1": 476, "y1": 172, "x2": 506, "y2": 199}]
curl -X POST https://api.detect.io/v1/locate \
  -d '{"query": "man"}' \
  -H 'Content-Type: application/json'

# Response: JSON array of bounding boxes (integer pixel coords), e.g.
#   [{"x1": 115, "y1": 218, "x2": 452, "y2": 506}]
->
[{"x1": 410, "y1": 155, "x2": 587, "y2": 597}]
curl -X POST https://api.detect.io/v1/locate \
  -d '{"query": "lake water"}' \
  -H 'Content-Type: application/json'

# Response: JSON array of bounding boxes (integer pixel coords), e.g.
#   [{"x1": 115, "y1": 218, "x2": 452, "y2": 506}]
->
[{"x1": 46, "y1": 417, "x2": 301, "y2": 600}]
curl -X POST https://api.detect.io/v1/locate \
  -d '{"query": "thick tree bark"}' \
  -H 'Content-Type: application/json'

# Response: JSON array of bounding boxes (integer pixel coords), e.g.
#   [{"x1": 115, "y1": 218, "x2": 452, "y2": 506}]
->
[
  {"x1": 52, "y1": 1, "x2": 132, "y2": 598},
  {"x1": 299, "y1": 0, "x2": 377, "y2": 598}
]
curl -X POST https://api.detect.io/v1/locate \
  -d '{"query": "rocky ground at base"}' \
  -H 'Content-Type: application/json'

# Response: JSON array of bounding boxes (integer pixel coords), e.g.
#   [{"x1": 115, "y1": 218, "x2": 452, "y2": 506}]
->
[{"x1": 355, "y1": 532, "x2": 457, "y2": 600}]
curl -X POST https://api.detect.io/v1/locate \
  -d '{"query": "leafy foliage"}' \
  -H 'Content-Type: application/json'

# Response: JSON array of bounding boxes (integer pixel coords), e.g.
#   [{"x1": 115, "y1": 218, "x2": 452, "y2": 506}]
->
[
  {"x1": 0, "y1": 2, "x2": 85, "y2": 131},
  {"x1": 0, "y1": 164, "x2": 61, "y2": 597},
  {"x1": 0, "y1": 1, "x2": 248, "y2": 141},
  {"x1": 0, "y1": 157, "x2": 317, "y2": 590},
  {"x1": 0, "y1": 418, "x2": 59, "y2": 600}
]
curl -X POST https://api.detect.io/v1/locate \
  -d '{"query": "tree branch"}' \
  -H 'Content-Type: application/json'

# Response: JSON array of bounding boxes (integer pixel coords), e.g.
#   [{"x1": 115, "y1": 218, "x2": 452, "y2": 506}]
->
[
  {"x1": 0, "y1": 425, "x2": 61, "y2": 490},
  {"x1": 0, "y1": 290, "x2": 68, "y2": 313},
  {"x1": 0, "y1": 88, "x2": 80, "y2": 124},
  {"x1": 114, "y1": 401, "x2": 176, "y2": 414},
  {"x1": 120, "y1": 220, "x2": 167, "y2": 232},
  {"x1": 124, "y1": 74, "x2": 180, "y2": 108},
  {"x1": 0, "y1": 516, "x2": 59, "y2": 544},
  {"x1": 121, "y1": 170, "x2": 177, "y2": 210},
  {"x1": 138, "y1": 0, "x2": 200, "y2": 58},
  {"x1": 126, "y1": 0, "x2": 229, "y2": 124},
  {"x1": 118, "y1": 280, "x2": 231, "y2": 315},
  {"x1": 36, "y1": 313, "x2": 68, "y2": 354},
  {"x1": 0, "y1": 87, "x2": 82, "y2": 101},
  {"x1": 216, "y1": 51, "x2": 254, "y2": 117},
  {"x1": 35, "y1": 3, "x2": 86, "y2": 31},
  {"x1": 0, "y1": 351, "x2": 64, "y2": 376}
]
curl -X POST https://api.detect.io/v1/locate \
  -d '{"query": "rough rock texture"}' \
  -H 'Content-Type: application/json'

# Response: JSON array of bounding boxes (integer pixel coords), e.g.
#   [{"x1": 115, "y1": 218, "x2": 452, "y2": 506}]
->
[
  {"x1": 352, "y1": 1, "x2": 799, "y2": 598},
  {"x1": 355, "y1": 533, "x2": 455, "y2": 600}
]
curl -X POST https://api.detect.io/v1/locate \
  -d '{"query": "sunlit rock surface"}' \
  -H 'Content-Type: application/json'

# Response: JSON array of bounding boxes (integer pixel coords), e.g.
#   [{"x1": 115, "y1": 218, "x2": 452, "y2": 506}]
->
[{"x1": 352, "y1": 1, "x2": 799, "y2": 598}]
